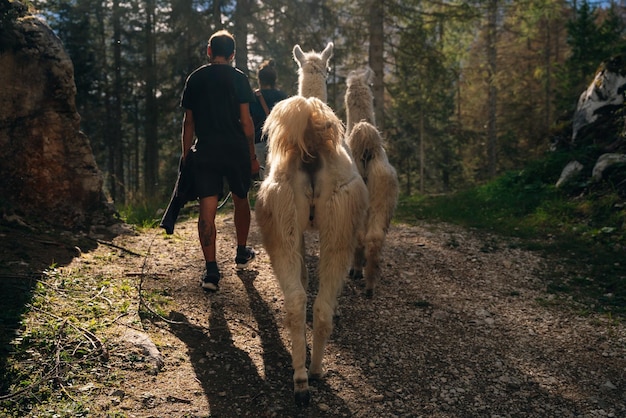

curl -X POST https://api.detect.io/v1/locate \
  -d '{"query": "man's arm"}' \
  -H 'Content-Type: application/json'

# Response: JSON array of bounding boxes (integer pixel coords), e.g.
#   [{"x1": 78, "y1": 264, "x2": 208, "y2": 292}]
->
[
  {"x1": 181, "y1": 109, "x2": 195, "y2": 160},
  {"x1": 239, "y1": 103, "x2": 256, "y2": 157},
  {"x1": 240, "y1": 103, "x2": 259, "y2": 174}
]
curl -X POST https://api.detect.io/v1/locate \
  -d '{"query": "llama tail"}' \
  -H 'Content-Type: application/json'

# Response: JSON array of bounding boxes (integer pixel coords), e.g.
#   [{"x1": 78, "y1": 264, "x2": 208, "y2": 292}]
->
[{"x1": 264, "y1": 96, "x2": 344, "y2": 162}]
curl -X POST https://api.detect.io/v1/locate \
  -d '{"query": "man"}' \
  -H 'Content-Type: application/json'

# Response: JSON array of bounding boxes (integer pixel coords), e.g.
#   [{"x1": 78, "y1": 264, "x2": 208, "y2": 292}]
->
[{"x1": 180, "y1": 30, "x2": 258, "y2": 291}]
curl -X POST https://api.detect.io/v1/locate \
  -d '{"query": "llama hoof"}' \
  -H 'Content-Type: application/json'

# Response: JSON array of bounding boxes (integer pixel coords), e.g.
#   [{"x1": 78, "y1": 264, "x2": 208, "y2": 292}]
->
[
  {"x1": 308, "y1": 372, "x2": 323, "y2": 381},
  {"x1": 294, "y1": 390, "x2": 311, "y2": 407},
  {"x1": 349, "y1": 269, "x2": 363, "y2": 280},
  {"x1": 365, "y1": 288, "x2": 374, "y2": 299}
]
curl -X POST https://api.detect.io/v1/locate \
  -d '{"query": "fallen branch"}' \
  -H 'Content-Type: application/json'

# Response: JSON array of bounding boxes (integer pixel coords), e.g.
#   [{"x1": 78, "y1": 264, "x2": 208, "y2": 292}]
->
[{"x1": 91, "y1": 238, "x2": 142, "y2": 257}]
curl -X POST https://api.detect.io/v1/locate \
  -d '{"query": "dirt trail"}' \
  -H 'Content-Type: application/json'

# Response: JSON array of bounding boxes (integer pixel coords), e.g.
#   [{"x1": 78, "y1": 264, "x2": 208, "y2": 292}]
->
[{"x1": 66, "y1": 212, "x2": 626, "y2": 417}]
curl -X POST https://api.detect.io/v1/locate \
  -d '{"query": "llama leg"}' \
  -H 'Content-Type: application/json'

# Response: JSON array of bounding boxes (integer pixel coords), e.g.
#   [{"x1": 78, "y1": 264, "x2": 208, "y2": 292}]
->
[
  {"x1": 309, "y1": 244, "x2": 350, "y2": 378},
  {"x1": 364, "y1": 236, "x2": 384, "y2": 298},
  {"x1": 271, "y1": 248, "x2": 311, "y2": 406},
  {"x1": 283, "y1": 287, "x2": 309, "y2": 406},
  {"x1": 300, "y1": 234, "x2": 308, "y2": 290},
  {"x1": 350, "y1": 242, "x2": 365, "y2": 280}
]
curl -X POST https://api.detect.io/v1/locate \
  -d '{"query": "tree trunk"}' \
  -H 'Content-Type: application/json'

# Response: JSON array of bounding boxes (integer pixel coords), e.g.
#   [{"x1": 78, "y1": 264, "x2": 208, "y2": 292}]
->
[
  {"x1": 112, "y1": 0, "x2": 124, "y2": 204},
  {"x1": 144, "y1": 0, "x2": 158, "y2": 197},
  {"x1": 486, "y1": 0, "x2": 498, "y2": 178},
  {"x1": 369, "y1": 0, "x2": 384, "y2": 131},
  {"x1": 212, "y1": 0, "x2": 222, "y2": 28},
  {"x1": 419, "y1": 104, "x2": 425, "y2": 193},
  {"x1": 233, "y1": 0, "x2": 250, "y2": 74},
  {"x1": 544, "y1": 17, "x2": 552, "y2": 136}
]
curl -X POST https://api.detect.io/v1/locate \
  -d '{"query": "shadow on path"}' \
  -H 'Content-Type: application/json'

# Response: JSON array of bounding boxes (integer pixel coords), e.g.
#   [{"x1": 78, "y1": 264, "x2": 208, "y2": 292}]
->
[{"x1": 169, "y1": 269, "x2": 351, "y2": 416}]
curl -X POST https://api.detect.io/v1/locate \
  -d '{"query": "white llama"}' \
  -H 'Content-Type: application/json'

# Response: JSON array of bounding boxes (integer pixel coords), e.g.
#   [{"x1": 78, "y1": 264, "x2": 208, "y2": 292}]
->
[
  {"x1": 293, "y1": 42, "x2": 333, "y2": 102},
  {"x1": 345, "y1": 68, "x2": 399, "y2": 298},
  {"x1": 255, "y1": 96, "x2": 368, "y2": 407}
]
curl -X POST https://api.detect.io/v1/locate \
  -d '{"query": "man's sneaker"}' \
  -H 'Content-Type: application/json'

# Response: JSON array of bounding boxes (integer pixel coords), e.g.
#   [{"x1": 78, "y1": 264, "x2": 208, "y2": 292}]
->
[
  {"x1": 201, "y1": 269, "x2": 221, "y2": 292},
  {"x1": 235, "y1": 246, "x2": 256, "y2": 270}
]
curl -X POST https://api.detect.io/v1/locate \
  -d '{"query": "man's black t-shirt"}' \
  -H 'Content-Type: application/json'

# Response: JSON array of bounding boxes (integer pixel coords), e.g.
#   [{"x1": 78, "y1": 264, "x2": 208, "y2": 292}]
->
[{"x1": 181, "y1": 64, "x2": 255, "y2": 164}]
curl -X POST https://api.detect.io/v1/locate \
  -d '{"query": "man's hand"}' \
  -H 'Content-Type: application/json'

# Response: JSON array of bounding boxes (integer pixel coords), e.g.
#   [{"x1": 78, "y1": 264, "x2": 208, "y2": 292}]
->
[{"x1": 251, "y1": 157, "x2": 260, "y2": 176}]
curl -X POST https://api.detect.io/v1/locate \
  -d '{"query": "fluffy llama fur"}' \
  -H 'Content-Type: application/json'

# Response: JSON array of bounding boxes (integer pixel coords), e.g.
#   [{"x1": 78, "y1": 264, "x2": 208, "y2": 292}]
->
[
  {"x1": 345, "y1": 67, "x2": 375, "y2": 135},
  {"x1": 345, "y1": 69, "x2": 399, "y2": 298},
  {"x1": 255, "y1": 96, "x2": 368, "y2": 406},
  {"x1": 293, "y1": 42, "x2": 333, "y2": 102}
]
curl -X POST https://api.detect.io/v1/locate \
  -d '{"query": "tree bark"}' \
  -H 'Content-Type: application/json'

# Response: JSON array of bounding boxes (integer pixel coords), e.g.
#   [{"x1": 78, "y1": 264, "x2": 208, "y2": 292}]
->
[
  {"x1": 486, "y1": 0, "x2": 498, "y2": 178},
  {"x1": 369, "y1": 0, "x2": 385, "y2": 131},
  {"x1": 112, "y1": 0, "x2": 124, "y2": 204},
  {"x1": 144, "y1": 0, "x2": 158, "y2": 197},
  {"x1": 234, "y1": 0, "x2": 250, "y2": 75}
]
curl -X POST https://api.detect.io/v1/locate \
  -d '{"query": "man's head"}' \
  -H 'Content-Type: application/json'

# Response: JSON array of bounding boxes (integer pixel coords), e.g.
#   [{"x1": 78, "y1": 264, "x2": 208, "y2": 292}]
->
[
  {"x1": 258, "y1": 59, "x2": 278, "y2": 88},
  {"x1": 208, "y1": 30, "x2": 235, "y2": 60}
]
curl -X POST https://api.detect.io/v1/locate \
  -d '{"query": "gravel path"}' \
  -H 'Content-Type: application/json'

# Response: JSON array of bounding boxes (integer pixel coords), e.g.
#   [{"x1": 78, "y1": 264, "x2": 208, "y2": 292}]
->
[{"x1": 91, "y1": 212, "x2": 625, "y2": 417}]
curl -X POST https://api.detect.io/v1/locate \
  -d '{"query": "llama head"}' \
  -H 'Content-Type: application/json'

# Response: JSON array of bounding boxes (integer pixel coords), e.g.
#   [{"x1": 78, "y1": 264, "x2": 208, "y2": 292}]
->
[
  {"x1": 346, "y1": 67, "x2": 374, "y2": 89},
  {"x1": 293, "y1": 42, "x2": 334, "y2": 101},
  {"x1": 293, "y1": 42, "x2": 334, "y2": 70}
]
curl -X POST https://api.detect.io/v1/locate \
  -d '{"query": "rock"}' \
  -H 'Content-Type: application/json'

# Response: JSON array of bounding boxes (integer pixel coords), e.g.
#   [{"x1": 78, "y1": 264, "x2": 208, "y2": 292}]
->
[
  {"x1": 556, "y1": 161, "x2": 584, "y2": 188},
  {"x1": 572, "y1": 56, "x2": 626, "y2": 141},
  {"x1": 591, "y1": 153, "x2": 626, "y2": 182},
  {"x1": 0, "y1": 1, "x2": 113, "y2": 230},
  {"x1": 78, "y1": 383, "x2": 95, "y2": 392},
  {"x1": 123, "y1": 329, "x2": 165, "y2": 372},
  {"x1": 602, "y1": 380, "x2": 617, "y2": 391},
  {"x1": 318, "y1": 403, "x2": 330, "y2": 411}
]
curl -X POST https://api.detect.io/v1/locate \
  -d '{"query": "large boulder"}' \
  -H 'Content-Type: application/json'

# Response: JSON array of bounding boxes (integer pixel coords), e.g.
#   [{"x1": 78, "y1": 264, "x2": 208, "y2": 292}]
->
[
  {"x1": 572, "y1": 56, "x2": 626, "y2": 141},
  {"x1": 0, "y1": 0, "x2": 113, "y2": 229},
  {"x1": 557, "y1": 56, "x2": 626, "y2": 192}
]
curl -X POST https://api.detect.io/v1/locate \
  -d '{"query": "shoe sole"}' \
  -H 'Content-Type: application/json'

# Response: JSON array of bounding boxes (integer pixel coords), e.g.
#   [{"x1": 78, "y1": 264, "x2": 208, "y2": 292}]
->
[
  {"x1": 202, "y1": 282, "x2": 218, "y2": 291},
  {"x1": 235, "y1": 250, "x2": 255, "y2": 270},
  {"x1": 236, "y1": 260, "x2": 252, "y2": 270}
]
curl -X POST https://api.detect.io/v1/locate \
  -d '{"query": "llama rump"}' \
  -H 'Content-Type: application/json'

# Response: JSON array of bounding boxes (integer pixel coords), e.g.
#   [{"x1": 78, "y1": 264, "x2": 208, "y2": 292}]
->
[
  {"x1": 345, "y1": 68, "x2": 399, "y2": 298},
  {"x1": 255, "y1": 95, "x2": 368, "y2": 406}
]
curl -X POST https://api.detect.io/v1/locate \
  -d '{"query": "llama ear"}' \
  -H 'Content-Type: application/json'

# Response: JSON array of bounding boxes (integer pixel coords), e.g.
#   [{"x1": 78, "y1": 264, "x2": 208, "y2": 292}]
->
[
  {"x1": 346, "y1": 70, "x2": 356, "y2": 85},
  {"x1": 365, "y1": 67, "x2": 375, "y2": 83},
  {"x1": 293, "y1": 45, "x2": 305, "y2": 66},
  {"x1": 321, "y1": 42, "x2": 334, "y2": 63}
]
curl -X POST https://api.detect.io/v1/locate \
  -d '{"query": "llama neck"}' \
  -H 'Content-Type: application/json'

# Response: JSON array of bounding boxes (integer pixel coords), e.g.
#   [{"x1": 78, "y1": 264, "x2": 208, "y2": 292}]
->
[
  {"x1": 299, "y1": 73, "x2": 327, "y2": 102},
  {"x1": 346, "y1": 106, "x2": 375, "y2": 135},
  {"x1": 345, "y1": 88, "x2": 375, "y2": 135}
]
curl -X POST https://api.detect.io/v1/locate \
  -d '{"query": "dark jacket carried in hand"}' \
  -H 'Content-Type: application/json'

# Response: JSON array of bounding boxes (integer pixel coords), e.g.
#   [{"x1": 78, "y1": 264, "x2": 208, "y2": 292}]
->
[{"x1": 159, "y1": 152, "x2": 197, "y2": 234}]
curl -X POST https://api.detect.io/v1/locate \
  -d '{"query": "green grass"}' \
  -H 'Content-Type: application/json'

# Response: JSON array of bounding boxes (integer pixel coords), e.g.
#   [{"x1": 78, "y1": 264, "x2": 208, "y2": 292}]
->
[
  {"x1": 0, "y1": 261, "x2": 142, "y2": 416},
  {"x1": 117, "y1": 201, "x2": 161, "y2": 229}
]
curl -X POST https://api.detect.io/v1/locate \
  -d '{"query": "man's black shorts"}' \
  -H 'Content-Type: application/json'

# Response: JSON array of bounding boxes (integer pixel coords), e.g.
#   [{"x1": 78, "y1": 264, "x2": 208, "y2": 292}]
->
[{"x1": 192, "y1": 156, "x2": 251, "y2": 200}]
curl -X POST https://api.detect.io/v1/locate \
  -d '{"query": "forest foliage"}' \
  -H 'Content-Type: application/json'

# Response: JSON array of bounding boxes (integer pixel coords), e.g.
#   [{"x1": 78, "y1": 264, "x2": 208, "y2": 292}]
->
[{"x1": 27, "y1": 0, "x2": 626, "y2": 206}]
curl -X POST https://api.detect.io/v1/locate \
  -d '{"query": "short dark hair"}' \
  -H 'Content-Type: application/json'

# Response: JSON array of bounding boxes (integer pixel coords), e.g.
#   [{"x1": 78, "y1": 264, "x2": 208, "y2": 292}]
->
[
  {"x1": 258, "y1": 59, "x2": 277, "y2": 87},
  {"x1": 209, "y1": 30, "x2": 235, "y2": 58}
]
